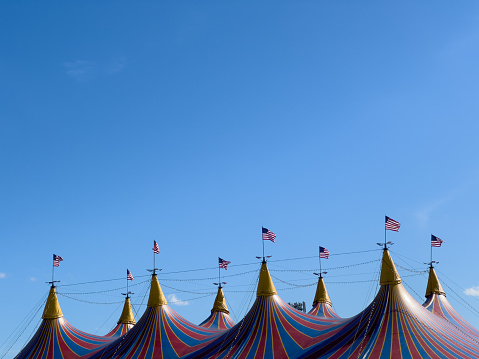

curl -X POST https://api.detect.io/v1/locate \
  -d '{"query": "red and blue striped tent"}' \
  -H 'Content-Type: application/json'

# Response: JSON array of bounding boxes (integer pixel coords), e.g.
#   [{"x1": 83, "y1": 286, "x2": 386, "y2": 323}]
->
[
  {"x1": 308, "y1": 276, "x2": 340, "y2": 319},
  {"x1": 299, "y1": 250, "x2": 479, "y2": 358},
  {"x1": 199, "y1": 286, "x2": 235, "y2": 329},
  {"x1": 15, "y1": 286, "x2": 114, "y2": 359},
  {"x1": 188, "y1": 251, "x2": 479, "y2": 359},
  {"x1": 423, "y1": 266, "x2": 479, "y2": 339},
  {"x1": 104, "y1": 296, "x2": 136, "y2": 337},
  {"x1": 185, "y1": 261, "x2": 348, "y2": 359},
  {"x1": 87, "y1": 274, "x2": 223, "y2": 359}
]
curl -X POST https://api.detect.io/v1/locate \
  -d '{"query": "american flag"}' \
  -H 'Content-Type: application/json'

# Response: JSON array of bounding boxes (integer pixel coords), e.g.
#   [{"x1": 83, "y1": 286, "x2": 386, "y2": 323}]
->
[
  {"x1": 53, "y1": 254, "x2": 63, "y2": 267},
  {"x1": 319, "y1": 247, "x2": 330, "y2": 259},
  {"x1": 153, "y1": 240, "x2": 160, "y2": 254},
  {"x1": 127, "y1": 269, "x2": 134, "y2": 281},
  {"x1": 385, "y1": 216, "x2": 400, "y2": 231},
  {"x1": 218, "y1": 257, "x2": 231, "y2": 270},
  {"x1": 431, "y1": 235, "x2": 445, "y2": 247},
  {"x1": 262, "y1": 227, "x2": 276, "y2": 242}
]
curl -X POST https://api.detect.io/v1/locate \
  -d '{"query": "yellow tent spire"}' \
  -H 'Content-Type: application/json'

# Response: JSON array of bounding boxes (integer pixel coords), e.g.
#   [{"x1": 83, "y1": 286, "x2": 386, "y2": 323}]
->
[
  {"x1": 313, "y1": 276, "x2": 332, "y2": 306},
  {"x1": 425, "y1": 266, "x2": 446, "y2": 297},
  {"x1": 256, "y1": 261, "x2": 277, "y2": 297},
  {"x1": 211, "y1": 286, "x2": 229, "y2": 314},
  {"x1": 380, "y1": 249, "x2": 402, "y2": 286},
  {"x1": 147, "y1": 274, "x2": 168, "y2": 307},
  {"x1": 42, "y1": 286, "x2": 63, "y2": 319},
  {"x1": 118, "y1": 297, "x2": 136, "y2": 324}
]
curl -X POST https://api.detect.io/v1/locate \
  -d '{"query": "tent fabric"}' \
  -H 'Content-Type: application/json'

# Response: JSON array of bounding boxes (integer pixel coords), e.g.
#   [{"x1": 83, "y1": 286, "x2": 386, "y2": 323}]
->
[
  {"x1": 104, "y1": 322, "x2": 134, "y2": 337},
  {"x1": 199, "y1": 310, "x2": 235, "y2": 330},
  {"x1": 308, "y1": 276, "x2": 339, "y2": 319},
  {"x1": 87, "y1": 274, "x2": 222, "y2": 359},
  {"x1": 308, "y1": 302, "x2": 339, "y2": 318},
  {"x1": 300, "y1": 283, "x2": 479, "y2": 358},
  {"x1": 423, "y1": 267, "x2": 479, "y2": 339},
  {"x1": 16, "y1": 286, "x2": 114, "y2": 359},
  {"x1": 16, "y1": 251, "x2": 479, "y2": 359},
  {"x1": 199, "y1": 286, "x2": 235, "y2": 330},
  {"x1": 15, "y1": 318, "x2": 114, "y2": 359},
  {"x1": 87, "y1": 304, "x2": 222, "y2": 358}
]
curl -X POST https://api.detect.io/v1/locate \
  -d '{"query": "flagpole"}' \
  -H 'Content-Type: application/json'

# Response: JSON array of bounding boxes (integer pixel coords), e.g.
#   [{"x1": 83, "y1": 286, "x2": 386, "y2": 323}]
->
[
  {"x1": 153, "y1": 242, "x2": 156, "y2": 275},
  {"x1": 319, "y1": 247, "x2": 322, "y2": 277},
  {"x1": 218, "y1": 258, "x2": 221, "y2": 286},
  {"x1": 384, "y1": 219, "x2": 387, "y2": 250},
  {"x1": 126, "y1": 270, "x2": 129, "y2": 295},
  {"x1": 430, "y1": 240, "x2": 433, "y2": 267},
  {"x1": 52, "y1": 259, "x2": 54, "y2": 286},
  {"x1": 262, "y1": 227, "x2": 265, "y2": 262}
]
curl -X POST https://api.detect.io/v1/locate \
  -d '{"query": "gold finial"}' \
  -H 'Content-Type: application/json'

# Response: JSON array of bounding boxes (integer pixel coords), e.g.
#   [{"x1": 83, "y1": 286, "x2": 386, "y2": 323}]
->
[
  {"x1": 42, "y1": 286, "x2": 63, "y2": 319},
  {"x1": 256, "y1": 262, "x2": 277, "y2": 297},
  {"x1": 118, "y1": 297, "x2": 136, "y2": 324},
  {"x1": 425, "y1": 266, "x2": 446, "y2": 297},
  {"x1": 380, "y1": 249, "x2": 402, "y2": 286},
  {"x1": 313, "y1": 276, "x2": 332, "y2": 306},
  {"x1": 147, "y1": 274, "x2": 168, "y2": 307},
  {"x1": 211, "y1": 287, "x2": 229, "y2": 314}
]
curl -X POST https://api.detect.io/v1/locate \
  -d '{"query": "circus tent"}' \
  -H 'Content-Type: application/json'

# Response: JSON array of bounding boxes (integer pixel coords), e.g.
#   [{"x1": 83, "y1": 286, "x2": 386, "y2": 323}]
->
[
  {"x1": 14, "y1": 249, "x2": 479, "y2": 359},
  {"x1": 299, "y1": 249, "x2": 479, "y2": 358},
  {"x1": 308, "y1": 275, "x2": 339, "y2": 319},
  {"x1": 185, "y1": 261, "x2": 348, "y2": 359},
  {"x1": 15, "y1": 286, "x2": 115, "y2": 359},
  {"x1": 87, "y1": 273, "x2": 223, "y2": 359},
  {"x1": 104, "y1": 296, "x2": 136, "y2": 337},
  {"x1": 422, "y1": 265, "x2": 479, "y2": 339},
  {"x1": 199, "y1": 286, "x2": 235, "y2": 329}
]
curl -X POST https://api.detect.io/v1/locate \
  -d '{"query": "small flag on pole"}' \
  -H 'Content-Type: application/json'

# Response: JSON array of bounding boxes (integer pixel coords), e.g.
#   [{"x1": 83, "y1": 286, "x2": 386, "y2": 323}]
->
[
  {"x1": 385, "y1": 216, "x2": 400, "y2": 231},
  {"x1": 127, "y1": 269, "x2": 134, "y2": 281},
  {"x1": 319, "y1": 247, "x2": 330, "y2": 259},
  {"x1": 431, "y1": 235, "x2": 444, "y2": 247},
  {"x1": 262, "y1": 227, "x2": 276, "y2": 242},
  {"x1": 53, "y1": 254, "x2": 63, "y2": 267},
  {"x1": 153, "y1": 240, "x2": 160, "y2": 254},
  {"x1": 218, "y1": 257, "x2": 231, "y2": 270}
]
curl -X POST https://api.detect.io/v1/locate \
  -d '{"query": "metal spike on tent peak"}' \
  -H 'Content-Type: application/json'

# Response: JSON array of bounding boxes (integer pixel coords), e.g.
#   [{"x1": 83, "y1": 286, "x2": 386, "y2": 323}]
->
[
  {"x1": 256, "y1": 261, "x2": 277, "y2": 297},
  {"x1": 147, "y1": 273, "x2": 167, "y2": 307},
  {"x1": 379, "y1": 248, "x2": 402, "y2": 286},
  {"x1": 425, "y1": 265, "x2": 446, "y2": 297},
  {"x1": 42, "y1": 285, "x2": 63, "y2": 319}
]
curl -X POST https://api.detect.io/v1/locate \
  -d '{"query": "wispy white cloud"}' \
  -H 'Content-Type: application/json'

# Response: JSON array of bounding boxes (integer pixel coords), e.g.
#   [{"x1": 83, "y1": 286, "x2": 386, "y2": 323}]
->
[
  {"x1": 0, "y1": 272, "x2": 6, "y2": 279},
  {"x1": 30, "y1": 277, "x2": 37, "y2": 282},
  {"x1": 64, "y1": 56, "x2": 127, "y2": 82},
  {"x1": 64, "y1": 60, "x2": 96, "y2": 82},
  {"x1": 167, "y1": 294, "x2": 189, "y2": 306},
  {"x1": 106, "y1": 56, "x2": 127, "y2": 74},
  {"x1": 465, "y1": 286, "x2": 479, "y2": 296},
  {"x1": 414, "y1": 197, "x2": 449, "y2": 224}
]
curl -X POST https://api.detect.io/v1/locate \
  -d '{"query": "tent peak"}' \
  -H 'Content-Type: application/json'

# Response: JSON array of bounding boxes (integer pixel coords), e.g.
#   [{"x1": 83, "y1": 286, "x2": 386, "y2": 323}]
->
[
  {"x1": 257, "y1": 262, "x2": 277, "y2": 297},
  {"x1": 379, "y1": 249, "x2": 402, "y2": 286},
  {"x1": 147, "y1": 273, "x2": 168, "y2": 307},
  {"x1": 211, "y1": 286, "x2": 229, "y2": 314},
  {"x1": 425, "y1": 266, "x2": 446, "y2": 297},
  {"x1": 42, "y1": 286, "x2": 63, "y2": 319},
  {"x1": 118, "y1": 296, "x2": 136, "y2": 324},
  {"x1": 313, "y1": 276, "x2": 332, "y2": 306}
]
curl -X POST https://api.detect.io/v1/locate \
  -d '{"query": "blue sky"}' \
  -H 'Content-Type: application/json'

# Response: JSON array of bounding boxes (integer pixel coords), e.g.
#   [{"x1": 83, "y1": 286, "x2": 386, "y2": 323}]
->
[{"x1": 2, "y1": 1, "x2": 479, "y2": 357}]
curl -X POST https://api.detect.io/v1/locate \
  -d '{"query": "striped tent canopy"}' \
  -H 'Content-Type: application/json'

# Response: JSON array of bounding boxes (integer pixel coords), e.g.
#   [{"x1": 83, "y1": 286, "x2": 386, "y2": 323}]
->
[
  {"x1": 298, "y1": 250, "x2": 479, "y2": 358},
  {"x1": 423, "y1": 266, "x2": 479, "y2": 339},
  {"x1": 15, "y1": 286, "x2": 114, "y2": 359},
  {"x1": 104, "y1": 296, "x2": 136, "y2": 337},
  {"x1": 87, "y1": 274, "x2": 223, "y2": 359},
  {"x1": 308, "y1": 276, "x2": 340, "y2": 319},
  {"x1": 199, "y1": 286, "x2": 235, "y2": 329},
  {"x1": 185, "y1": 261, "x2": 348, "y2": 358}
]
